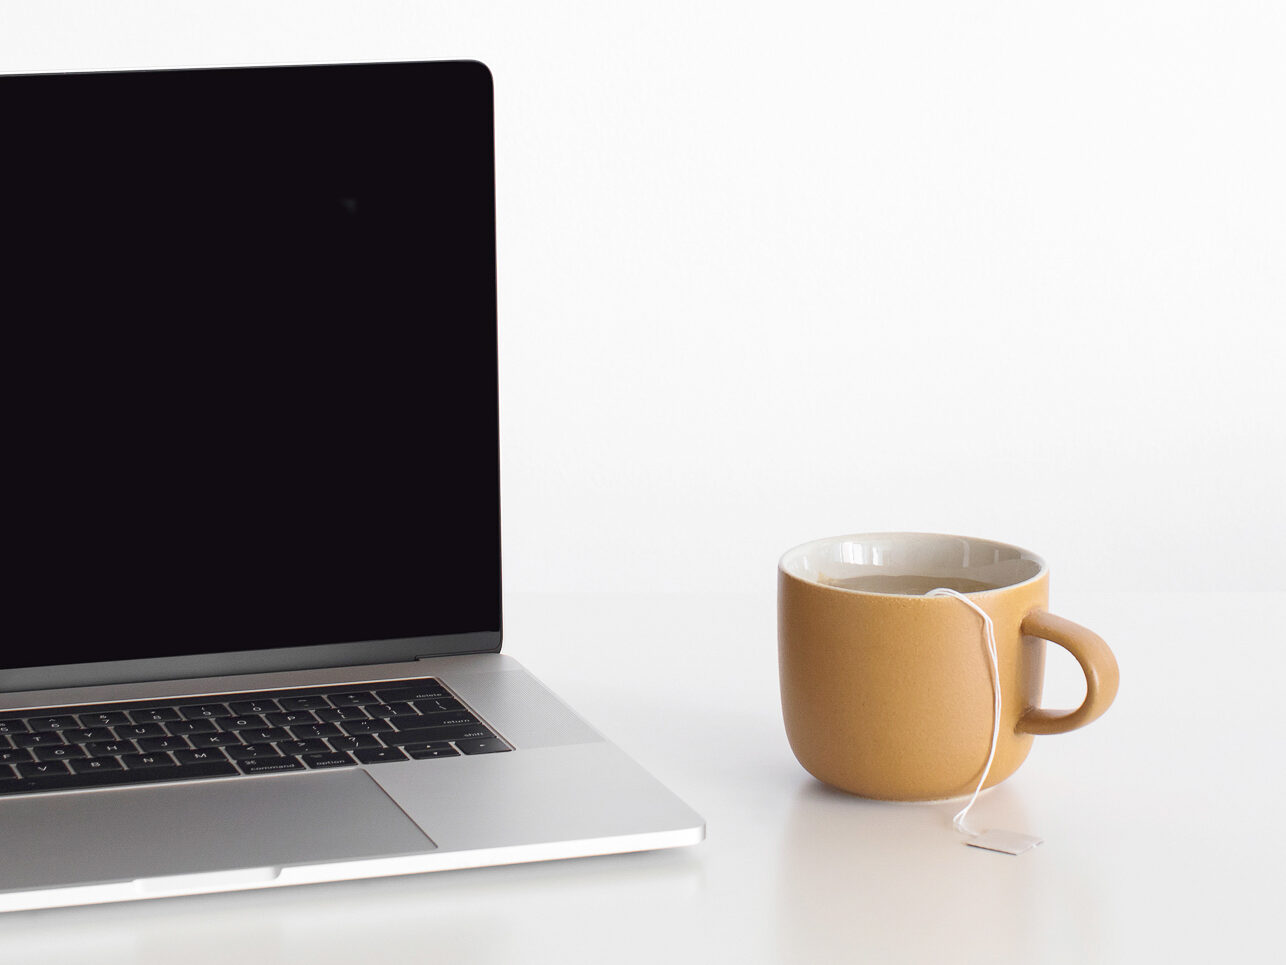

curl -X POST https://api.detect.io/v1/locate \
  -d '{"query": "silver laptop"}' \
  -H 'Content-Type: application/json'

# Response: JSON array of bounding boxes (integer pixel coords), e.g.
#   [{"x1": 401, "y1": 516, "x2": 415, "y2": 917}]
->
[{"x1": 0, "y1": 60, "x2": 703, "y2": 913}]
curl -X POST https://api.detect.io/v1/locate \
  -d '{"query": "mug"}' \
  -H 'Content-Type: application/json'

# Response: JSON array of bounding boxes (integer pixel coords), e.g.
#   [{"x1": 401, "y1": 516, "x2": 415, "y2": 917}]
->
[{"x1": 778, "y1": 532, "x2": 1119, "y2": 801}]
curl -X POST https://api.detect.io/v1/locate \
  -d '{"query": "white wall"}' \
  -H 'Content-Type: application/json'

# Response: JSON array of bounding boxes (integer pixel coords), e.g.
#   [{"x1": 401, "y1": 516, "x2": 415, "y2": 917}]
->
[{"x1": 5, "y1": 1, "x2": 1282, "y2": 593}]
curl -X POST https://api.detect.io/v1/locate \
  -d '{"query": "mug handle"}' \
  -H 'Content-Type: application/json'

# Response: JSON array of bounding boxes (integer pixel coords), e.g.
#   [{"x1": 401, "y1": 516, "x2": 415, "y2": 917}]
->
[{"x1": 1016, "y1": 610, "x2": 1120, "y2": 736}]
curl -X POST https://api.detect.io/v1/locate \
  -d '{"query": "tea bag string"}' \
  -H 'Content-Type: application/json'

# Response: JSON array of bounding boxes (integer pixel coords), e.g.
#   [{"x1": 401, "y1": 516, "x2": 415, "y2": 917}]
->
[{"x1": 925, "y1": 587, "x2": 999, "y2": 838}]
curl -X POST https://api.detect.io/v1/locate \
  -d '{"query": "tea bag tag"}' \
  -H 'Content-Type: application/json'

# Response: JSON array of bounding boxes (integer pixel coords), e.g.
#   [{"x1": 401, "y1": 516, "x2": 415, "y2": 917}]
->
[
  {"x1": 925, "y1": 587, "x2": 1042, "y2": 855},
  {"x1": 966, "y1": 829, "x2": 1043, "y2": 855}
]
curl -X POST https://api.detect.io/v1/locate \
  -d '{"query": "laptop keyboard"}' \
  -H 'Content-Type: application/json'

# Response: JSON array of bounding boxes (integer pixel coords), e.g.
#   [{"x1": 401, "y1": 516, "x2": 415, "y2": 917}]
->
[{"x1": 0, "y1": 677, "x2": 510, "y2": 797}]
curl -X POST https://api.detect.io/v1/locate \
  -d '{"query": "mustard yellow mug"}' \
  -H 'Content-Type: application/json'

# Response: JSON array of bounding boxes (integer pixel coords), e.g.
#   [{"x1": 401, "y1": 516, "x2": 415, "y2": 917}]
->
[{"x1": 778, "y1": 533, "x2": 1119, "y2": 801}]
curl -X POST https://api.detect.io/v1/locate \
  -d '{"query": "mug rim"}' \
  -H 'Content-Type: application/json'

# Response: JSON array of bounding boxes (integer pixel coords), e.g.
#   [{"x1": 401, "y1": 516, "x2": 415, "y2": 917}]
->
[{"x1": 778, "y1": 531, "x2": 1048, "y2": 597}]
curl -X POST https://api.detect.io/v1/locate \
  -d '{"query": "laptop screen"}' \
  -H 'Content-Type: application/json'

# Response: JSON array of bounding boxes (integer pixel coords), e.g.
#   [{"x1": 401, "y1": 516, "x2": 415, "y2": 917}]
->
[{"x1": 1, "y1": 62, "x2": 501, "y2": 679}]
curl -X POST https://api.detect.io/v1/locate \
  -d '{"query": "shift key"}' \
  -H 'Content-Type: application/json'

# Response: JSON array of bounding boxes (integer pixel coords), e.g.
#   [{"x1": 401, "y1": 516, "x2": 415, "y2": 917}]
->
[{"x1": 384, "y1": 723, "x2": 495, "y2": 745}]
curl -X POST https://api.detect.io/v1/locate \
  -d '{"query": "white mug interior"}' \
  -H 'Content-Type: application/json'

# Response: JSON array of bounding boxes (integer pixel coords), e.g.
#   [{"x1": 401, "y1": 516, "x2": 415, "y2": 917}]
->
[{"x1": 779, "y1": 532, "x2": 1045, "y2": 595}]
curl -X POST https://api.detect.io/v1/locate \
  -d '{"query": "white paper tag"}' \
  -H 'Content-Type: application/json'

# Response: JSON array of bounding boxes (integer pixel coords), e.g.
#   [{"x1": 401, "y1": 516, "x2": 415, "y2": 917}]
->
[
  {"x1": 965, "y1": 829, "x2": 1043, "y2": 855},
  {"x1": 926, "y1": 589, "x2": 1046, "y2": 852}
]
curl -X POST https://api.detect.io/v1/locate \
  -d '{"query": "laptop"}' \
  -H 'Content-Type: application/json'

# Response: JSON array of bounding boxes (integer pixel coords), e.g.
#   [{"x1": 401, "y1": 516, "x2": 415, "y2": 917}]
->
[{"x1": 0, "y1": 59, "x2": 703, "y2": 913}]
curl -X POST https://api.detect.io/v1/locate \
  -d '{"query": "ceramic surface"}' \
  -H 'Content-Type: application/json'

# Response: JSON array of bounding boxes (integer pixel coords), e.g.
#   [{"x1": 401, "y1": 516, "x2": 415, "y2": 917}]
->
[{"x1": 778, "y1": 533, "x2": 1118, "y2": 801}]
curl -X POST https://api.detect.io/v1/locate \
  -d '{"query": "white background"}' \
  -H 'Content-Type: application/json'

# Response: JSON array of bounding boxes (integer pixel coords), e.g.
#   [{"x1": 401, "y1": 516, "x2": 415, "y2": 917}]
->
[
  {"x1": 1, "y1": 7, "x2": 1283, "y2": 957},
  {"x1": 2, "y1": 0, "x2": 1282, "y2": 596}
]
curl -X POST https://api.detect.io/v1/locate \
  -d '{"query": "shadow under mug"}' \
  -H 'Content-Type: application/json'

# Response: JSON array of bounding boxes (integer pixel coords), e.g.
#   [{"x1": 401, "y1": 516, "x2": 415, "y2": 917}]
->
[{"x1": 778, "y1": 533, "x2": 1119, "y2": 801}]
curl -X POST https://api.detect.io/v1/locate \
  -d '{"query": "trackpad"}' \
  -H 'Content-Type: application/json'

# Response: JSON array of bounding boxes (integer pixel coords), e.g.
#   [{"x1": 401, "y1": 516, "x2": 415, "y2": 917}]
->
[{"x1": 0, "y1": 770, "x2": 436, "y2": 893}]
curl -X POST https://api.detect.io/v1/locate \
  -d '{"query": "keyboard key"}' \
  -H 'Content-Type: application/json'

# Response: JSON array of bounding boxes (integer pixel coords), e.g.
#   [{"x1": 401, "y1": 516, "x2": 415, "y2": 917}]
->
[
  {"x1": 278, "y1": 695, "x2": 330, "y2": 711},
  {"x1": 70, "y1": 757, "x2": 124, "y2": 774},
  {"x1": 138, "y1": 736, "x2": 192, "y2": 753},
  {"x1": 238, "y1": 758, "x2": 306, "y2": 775},
  {"x1": 28, "y1": 715, "x2": 79, "y2": 732},
  {"x1": 413, "y1": 698, "x2": 464, "y2": 714},
  {"x1": 327, "y1": 735, "x2": 382, "y2": 752},
  {"x1": 385, "y1": 724, "x2": 496, "y2": 746},
  {"x1": 167, "y1": 719, "x2": 218, "y2": 736},
  {"x1": 84, "y1": 739, "x2": 137, "y2": 757},
  {"x1": 0, "y1": 760, "x2": 239, "y2": 796},
  {"x1": 456, "y1": 738, "x2": 511, "y2": 755},
  {"x1": 401, "y1": 742, "x2": 460, "y2": 760},
  {"x1": 13, "y1": 732, "x2": 66, "y2": 748},
  {"x1": 0, "y1": 748, "x2": 34, "y2": 765},
  {"x1": 129, "y1": 707, "x2": 181, "y2": 724},
  {"x1": 340, "y1": 719, "x2": 393, "y2": 735},
  {"x1": 216, "y1": 715, "x2": 267, "y2": 731},
  {"x1": 63, "y1": 727, "x2": 115, "y2": 744},
  {"x1": 0, "y1": 764, "x2": 15, "y2": 780},
  {"x1": 180, "y1": 704, "x2": 230, "y2": 720},
  {"x1": 266, "y1": 710, "x2": 318, "y2": 727},
  {"x1": 302, "y1": 752, "x2": 356, "y2": 769},
  {"x1": 78, "y1": 710, "x2": 131, "y2": 727},
  {"x1": 403, "y1": 711, "x2": 479, "y2": 730},
  {"x1": 116, "y1": 723, "x2": 166, "y2": 739},
  {"x1": 34, "y1": 745, "x2": 87, "y2": 762},
  {"x1": 275, "y1": 739, "x2": 330, "y2": 756},
  {"x1": 189, "y1": 733, "x2": 243, "y2": 748},
  {"x1": 121, "y1": 753, "x2": 177, "y2": 770},
  {"x1": 289, "y1": 723, "x2": 341, "y2": 740},
  {"x1": 353, "y1": 747, "x2": 409, "y2": 765},
  {"x1": 377, "y1": 682, "x2": 450, "y2": 703},
  {"x1": 0, "y1": 719, "x2": 30, "y2": 735},
  {"x1": 315, "y1": 707, "x2": 370, "y2": 723},
  {"x1": 226, "y1": 744, "x2": 280, "y2": 761},
  {"x1": 18, "y1": 761, "x2": 71, "y2": 777},
  {"x1": 228, "y1": 698, "x2": 281, "y2": 715},
  {"x1": 366, "y1": 703, "x2": 415, "y2": 718},
  {"x1": 386, "y1": 714, "x2": 426, "y2": 730},
  {"x1": 241, "y1": 727, "x2": 290, "y2": 743},
  {"x1": 328, "y1": 691, "x2": 378, "y2": 707},
  {"x1": 174, "y1": 749, "x2": 231, "y2": 765}
]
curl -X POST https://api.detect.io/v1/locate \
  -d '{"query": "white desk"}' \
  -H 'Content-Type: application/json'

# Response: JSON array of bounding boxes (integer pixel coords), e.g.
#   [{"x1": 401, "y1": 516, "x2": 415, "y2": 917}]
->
[{"x1": 1, "y1": 591, "x2": 1279, "y2": 963}]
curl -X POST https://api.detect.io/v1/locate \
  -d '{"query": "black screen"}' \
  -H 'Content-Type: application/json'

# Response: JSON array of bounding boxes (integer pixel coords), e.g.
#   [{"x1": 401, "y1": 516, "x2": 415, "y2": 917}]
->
[{"x1": 1, "y1": 62, "x2": 501, "y2": 673}]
